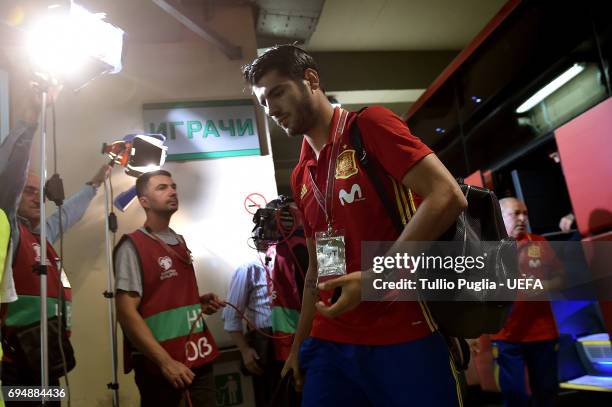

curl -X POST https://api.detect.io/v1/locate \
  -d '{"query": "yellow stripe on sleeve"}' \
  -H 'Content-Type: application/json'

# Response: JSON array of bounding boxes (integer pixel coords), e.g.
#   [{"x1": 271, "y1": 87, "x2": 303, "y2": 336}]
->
[{"x1": 390, "y1": 178, "x2": 408, "y2": 226}]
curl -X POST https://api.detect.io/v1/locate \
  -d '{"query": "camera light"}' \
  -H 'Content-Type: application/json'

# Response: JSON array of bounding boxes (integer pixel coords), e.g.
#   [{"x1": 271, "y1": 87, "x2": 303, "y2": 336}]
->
[{"x1": 26, "y1": 2, "x2": 124, "y2": 84}]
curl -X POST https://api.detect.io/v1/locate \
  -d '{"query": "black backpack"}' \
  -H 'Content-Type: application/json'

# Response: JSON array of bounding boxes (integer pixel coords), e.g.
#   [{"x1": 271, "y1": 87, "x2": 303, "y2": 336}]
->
[{"x1": 348, "y1": 111, "x2": 516, "y2": 339}]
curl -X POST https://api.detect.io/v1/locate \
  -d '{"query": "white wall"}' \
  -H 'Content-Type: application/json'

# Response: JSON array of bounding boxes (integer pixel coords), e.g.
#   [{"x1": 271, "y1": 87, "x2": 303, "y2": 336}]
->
[{"x1": 13, "y1": 4, "x2": 273, "y2": 406}]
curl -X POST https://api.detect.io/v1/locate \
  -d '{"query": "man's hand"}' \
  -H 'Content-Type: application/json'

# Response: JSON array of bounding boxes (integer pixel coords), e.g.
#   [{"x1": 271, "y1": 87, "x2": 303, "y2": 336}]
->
[
  {"x1": 281, "y1": 349, "x2": 303, "y2": 392},
  {"x1": 23, "y1": 80, "x2": 62, "y2": 123},
  {"x1": 200, "y1": 293, "x2": 225, "y2": 315},
  {"x1": 88, "y1": 164, "x2": 112, "y2": 188},
  {"x1": 315, "y1": 272, "x2": 362, "y2": 318},
  {"x1": 159, "y1": 358, "x2": 195, "y2": 389},
  {"x1": 241, "y1": 347, "x2": 264, "y2": 375},
  {"x1": 31, "y1": 79, "x2": 63, "y2": 105}
]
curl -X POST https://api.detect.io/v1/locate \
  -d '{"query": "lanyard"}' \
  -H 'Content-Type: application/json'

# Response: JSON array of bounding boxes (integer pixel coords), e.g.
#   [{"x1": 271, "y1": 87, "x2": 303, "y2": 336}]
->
[
  {"x1": 144, "y1": 226, "x2": 192, "y2": 265},
  {"x1": 308, "y1": 108, "x2": 349, "y2": 231}
]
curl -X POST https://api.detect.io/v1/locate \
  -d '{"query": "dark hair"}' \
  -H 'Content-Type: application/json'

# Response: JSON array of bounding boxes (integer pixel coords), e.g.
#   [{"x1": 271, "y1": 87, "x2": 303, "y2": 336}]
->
[
  {"x1": 242, "y1": 44, "x2": 320, "y2": 86},
  {"x1": 135, "y1": 170, "x2": 172, "y2": 197}
]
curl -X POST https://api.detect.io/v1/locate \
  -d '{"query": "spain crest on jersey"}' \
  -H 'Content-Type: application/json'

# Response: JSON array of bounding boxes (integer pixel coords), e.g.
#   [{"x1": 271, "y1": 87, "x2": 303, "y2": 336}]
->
[
  {"x1": 335, "y1": 149, "x2": 358, "y2": 179},
  {"x1": 528, "y1": 244, "x2": 541, "y2": 258}
]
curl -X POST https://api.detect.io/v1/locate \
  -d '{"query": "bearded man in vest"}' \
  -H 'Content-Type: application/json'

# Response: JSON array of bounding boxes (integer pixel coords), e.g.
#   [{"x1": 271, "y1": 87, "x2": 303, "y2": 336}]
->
[{"x1": 115, "y1": 170, "x2": 224, "y2": 407}]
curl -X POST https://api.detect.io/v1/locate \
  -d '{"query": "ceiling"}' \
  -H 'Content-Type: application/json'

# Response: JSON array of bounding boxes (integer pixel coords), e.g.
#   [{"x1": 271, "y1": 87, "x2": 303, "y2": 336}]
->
[
  {"x1": 308, "y1": 0, "x2": 506, "y2": 51},
  {"x1": 1, "y1": 0, "x2": 506, "y2": 50}
]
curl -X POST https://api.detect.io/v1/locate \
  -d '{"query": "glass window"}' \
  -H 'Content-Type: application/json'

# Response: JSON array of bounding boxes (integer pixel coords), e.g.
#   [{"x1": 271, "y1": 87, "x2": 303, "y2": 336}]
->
[{"x1": 407, "y1": 81, "x2": 458, "y2": 151}]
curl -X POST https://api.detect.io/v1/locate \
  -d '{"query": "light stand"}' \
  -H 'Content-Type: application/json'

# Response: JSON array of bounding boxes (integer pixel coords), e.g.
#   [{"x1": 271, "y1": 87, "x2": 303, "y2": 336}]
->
[
  {"x1": 98, "y1": 133, "x2": 166, "y2": 406},
  {"x1": 38, "y1": 89, "x2": 50, "y2": 395},
  {"x1": 102, "y1": 179, "x2": 120, "y2": 407},
  {"x1": 22, "y1": 2, "x2": 124, "y2": 403}
]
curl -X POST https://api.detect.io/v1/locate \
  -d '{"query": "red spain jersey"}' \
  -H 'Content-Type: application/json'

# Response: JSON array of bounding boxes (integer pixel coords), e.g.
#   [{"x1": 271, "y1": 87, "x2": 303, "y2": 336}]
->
[
  {"x1": 492, "y1": 233, "x2": 560, "y2": 342},
  {"x1": 291, "y1": 106, "x2": 435, "y2": 345}
]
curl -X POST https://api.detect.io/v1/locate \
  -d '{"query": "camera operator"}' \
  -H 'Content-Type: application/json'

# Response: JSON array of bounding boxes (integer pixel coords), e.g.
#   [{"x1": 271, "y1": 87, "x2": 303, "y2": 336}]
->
[{"x1": 224, "y1": 197, "x2": 306, "y2": 406}]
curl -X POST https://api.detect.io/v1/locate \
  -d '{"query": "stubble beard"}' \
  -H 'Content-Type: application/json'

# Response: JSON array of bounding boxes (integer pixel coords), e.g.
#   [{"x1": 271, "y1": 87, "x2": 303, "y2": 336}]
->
[
  {"x1": 151, "y1": 205, "x2": 177, "y2": 219},
  {"x1": 285, "y1": 88, "x2": 316, "y2": 138}
]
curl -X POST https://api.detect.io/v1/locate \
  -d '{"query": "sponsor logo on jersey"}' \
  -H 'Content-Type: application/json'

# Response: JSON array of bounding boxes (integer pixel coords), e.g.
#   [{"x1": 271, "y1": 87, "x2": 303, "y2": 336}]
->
[{"x1": 339, "y1": 184, "x2": 365, "y2": 205}]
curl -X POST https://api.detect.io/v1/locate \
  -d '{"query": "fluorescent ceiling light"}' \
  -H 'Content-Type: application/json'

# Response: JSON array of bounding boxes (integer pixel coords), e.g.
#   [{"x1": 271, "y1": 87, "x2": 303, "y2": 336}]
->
[
  {"x1": 516, "y1": 63, "x2": 585, "y2": 114},
  {"x1": 329, "y1": 89, "x2": 425, "y2": 105}
]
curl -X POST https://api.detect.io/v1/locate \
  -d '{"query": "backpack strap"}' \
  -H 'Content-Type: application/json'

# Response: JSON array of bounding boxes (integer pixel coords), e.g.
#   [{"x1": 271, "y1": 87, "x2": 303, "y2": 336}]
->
[{"x1": 348, "y1": 110, "x2": 404, "y2": 235}]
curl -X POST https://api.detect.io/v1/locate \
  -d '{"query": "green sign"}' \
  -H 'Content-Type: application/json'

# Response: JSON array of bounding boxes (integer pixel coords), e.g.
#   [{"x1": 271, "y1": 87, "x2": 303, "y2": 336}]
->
[
  {"x1": 216, "y1": 373, "x2": 243, "y2": 406},
  {"x1": 143, "y1": 100, "x2": 261, "y2": 161}
]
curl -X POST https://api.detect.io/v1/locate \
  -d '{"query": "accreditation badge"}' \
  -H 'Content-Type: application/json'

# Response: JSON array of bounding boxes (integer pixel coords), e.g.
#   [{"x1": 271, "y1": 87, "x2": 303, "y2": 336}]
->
[{"x1": 315, "y1": 229, "x2": 347, "y2": 283}]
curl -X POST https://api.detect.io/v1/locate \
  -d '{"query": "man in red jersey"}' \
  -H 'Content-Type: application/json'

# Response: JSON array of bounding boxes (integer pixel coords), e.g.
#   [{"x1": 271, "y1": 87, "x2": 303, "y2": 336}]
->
[
  {"x1": 242, "y1": 45, "x2": 467, "y2": 406},
  {"x1": 492, "y1": 197, "x2": 564, "y2": 407},
  {"x1": 115, "y1": 170, "x2": 223, "y2": 407}
]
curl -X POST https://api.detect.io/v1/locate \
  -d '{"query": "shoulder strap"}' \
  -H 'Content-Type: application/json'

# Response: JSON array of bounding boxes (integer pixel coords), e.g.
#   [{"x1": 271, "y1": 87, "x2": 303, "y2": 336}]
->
[{"x1": 349, "y1": 109, "x2": 404, "y2": 235}]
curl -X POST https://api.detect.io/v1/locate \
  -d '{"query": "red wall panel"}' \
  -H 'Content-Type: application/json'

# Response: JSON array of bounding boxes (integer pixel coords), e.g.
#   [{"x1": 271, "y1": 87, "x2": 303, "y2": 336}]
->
[
  {"x1": 555, "y1": 97, "x2": 612, "y2": 236},
  {"x1": 464, "y1": 170, "x2": 484, "y2": 187}
]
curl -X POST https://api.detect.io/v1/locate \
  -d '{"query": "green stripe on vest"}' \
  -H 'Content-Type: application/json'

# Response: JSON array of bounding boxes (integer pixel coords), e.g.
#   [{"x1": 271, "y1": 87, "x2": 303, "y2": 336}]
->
[
  {"x1": 0, "y1": 209, "x2": 9, "y2": 367},
  {"x1": 0, "y1": 209, "x2": 9, "y2": 303},
  {"x1": 271, "y1": 306, "x2": 299, "y2": 334},
  {"x1": 5, "y1": 295, "x2": 72, "y2": 329},
  {"x1": 145, "y1": 304, "x2": 206, "y2": 343}
]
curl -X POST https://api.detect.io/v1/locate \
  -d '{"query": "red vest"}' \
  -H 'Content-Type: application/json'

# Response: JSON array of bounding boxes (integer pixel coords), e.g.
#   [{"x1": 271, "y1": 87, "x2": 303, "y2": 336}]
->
[
  {"x1": 4, "y1": 223, "x2": 72, "y2": 330},
  {"x1": 121, "y1": 230, "x2": 218, "y2": 373},
  {"x1": 493, "y1": 233, "x2": 559, "y2": 342},
  {"x1": 269, "y1": 235, "x2": 306, "y2": 361}
]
